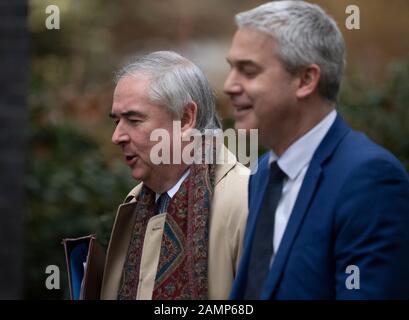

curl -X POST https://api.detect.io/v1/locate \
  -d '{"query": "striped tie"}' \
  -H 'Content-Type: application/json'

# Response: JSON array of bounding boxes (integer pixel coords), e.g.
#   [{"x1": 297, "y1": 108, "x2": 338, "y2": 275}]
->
[{"x1": 156, "y1": 193, "x2": 171, "y2": 214}]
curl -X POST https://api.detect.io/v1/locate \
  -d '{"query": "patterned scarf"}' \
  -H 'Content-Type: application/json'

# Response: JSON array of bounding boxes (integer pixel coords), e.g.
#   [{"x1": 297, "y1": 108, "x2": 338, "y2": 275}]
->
[{"x1": 118, "y1": 140, "x2": 216, "y2": 299}]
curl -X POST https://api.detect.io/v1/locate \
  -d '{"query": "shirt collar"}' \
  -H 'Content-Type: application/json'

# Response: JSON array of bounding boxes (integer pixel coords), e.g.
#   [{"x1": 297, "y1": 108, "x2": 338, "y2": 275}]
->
[
  {"x1": 155, "y1": 169, "x2": 190, "y2": 203},
  {"x1": 269, "y1": 110, "x2": 337, "y2": 180}
]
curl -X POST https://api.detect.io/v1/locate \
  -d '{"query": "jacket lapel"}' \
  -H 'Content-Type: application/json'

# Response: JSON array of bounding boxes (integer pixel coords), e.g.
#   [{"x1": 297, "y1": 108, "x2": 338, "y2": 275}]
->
[
  {"x1": 261, "y1": 115, "x2": 350, "y2": 299},
  {"x1": 245, "y1": 156, "x2": 271, "y2": 245},
  {"x1": 230, "y1": 154, "x2": 270, "y2": 298},
  {"x1": 101, "y1": 200, "x2": 138, "y2": 299},
  {"x1": 214, "y1": 145, "x2": 237, "y2": 185}
]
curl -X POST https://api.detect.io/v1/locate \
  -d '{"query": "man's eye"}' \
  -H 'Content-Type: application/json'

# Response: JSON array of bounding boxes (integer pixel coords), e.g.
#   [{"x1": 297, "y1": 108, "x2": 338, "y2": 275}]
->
[
  {"x1": 128, "y1": 119, "x2": 141, "y2": 124},
  {"x1": 242, "y1": 68, "x2": 258, "y2": 78}
]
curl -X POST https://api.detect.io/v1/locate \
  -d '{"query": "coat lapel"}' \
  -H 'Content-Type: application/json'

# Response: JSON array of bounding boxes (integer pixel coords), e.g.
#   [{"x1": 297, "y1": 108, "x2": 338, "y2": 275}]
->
[
  {"x1": 229, "y1": 154, "x2": 270, "y2": 298},
  {"x1": 245, "y1": 156, "x2": 271, "y2": 245},
  {"x1": 214, "y1": 146, "x2": 237, "y2": 185},
  {"x1": 261, "y1": 115, "x2": 350, "y2": 299},
  {"x1": 101, "y1": 200, "x2": 138, "y2": 299}
]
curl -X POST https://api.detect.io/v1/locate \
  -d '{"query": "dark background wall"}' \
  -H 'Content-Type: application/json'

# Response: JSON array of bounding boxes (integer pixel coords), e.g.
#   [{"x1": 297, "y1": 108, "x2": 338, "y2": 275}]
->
[{"x1": 0, "y1": 0, "x2": 28, "y2": 299}]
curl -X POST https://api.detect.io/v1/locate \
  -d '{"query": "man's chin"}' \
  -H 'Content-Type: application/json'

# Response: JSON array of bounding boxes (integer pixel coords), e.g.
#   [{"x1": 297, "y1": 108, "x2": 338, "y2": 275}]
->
[
  {"x1": 234, "y1": 120, "x2": 257, "y2": 131},
  {"x1": 130, "y1": 168, "x2": 147, "y2": 182}
]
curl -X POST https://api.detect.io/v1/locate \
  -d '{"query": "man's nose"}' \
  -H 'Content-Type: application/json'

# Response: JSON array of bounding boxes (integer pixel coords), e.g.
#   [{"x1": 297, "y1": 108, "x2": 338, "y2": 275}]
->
[
  {"x1": 224, "y1": 70, "x2": 242, "y2": 96},
  {"x1": 112, "y1": 121, "x2": 129, "y2": 145}
]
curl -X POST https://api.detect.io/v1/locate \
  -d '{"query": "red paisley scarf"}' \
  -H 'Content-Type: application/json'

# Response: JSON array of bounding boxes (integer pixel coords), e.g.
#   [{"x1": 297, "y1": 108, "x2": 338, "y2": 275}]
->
[{"x1": 117, "y1": 141, "x2": 216, "y2": 299}]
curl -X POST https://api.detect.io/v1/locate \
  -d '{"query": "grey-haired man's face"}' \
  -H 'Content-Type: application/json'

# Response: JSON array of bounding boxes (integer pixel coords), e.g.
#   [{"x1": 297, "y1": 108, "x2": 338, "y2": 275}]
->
[
  {"x1": 224, "y1": 27, "x2": 299, "y2": 147},
  {"x1": 110, "y1": 75, "x2": 175, "y2": 183}
]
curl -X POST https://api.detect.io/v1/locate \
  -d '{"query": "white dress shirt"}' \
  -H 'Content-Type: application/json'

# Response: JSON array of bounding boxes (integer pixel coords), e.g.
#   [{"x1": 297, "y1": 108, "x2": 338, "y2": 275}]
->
[
  {"x1": 268, "y1": 110, "x2": 337, "y2": 255},
  {"x1": 155, "y1": 169, "x2": 190, "y2": 203}
]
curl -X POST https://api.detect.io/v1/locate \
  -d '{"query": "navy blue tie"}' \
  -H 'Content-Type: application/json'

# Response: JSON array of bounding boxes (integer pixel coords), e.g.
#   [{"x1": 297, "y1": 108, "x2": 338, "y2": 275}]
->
[
  {"x1": 156, "y1": 193, "x2": 171, "y2": 214},
  {"x1": 245, "y1": 161, "x2": 286, "y2": 299}
]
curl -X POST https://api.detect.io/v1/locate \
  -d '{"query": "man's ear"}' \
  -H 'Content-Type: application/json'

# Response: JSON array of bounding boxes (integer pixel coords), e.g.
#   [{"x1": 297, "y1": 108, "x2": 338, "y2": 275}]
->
[
  {"x1": 296, "y1": 64, "x2": 321, "y2": 99},
  {"x1": 181, "y1": 101, "x2": 198, "y2": 134}
]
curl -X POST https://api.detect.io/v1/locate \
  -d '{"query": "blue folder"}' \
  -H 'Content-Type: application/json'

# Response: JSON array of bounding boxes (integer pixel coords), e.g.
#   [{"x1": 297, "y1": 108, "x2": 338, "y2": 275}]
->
[{"x1": 62, "y1": 235, "x2": 105, "y2": 300}]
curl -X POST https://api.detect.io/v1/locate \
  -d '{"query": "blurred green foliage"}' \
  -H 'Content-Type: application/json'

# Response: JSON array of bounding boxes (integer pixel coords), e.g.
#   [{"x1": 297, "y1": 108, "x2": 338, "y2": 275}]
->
[{"x1": 339, "y1": 61, "x2": 409, "y2": 171}]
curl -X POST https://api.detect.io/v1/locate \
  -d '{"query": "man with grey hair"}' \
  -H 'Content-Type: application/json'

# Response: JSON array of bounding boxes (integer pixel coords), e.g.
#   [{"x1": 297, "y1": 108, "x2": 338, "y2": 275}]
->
[
  {"x1": 101, "y1": 51, "x2": 249, "y2": 299},
  {"x1": 225, "y1": 1, "x2": 409, "y2": 299}
]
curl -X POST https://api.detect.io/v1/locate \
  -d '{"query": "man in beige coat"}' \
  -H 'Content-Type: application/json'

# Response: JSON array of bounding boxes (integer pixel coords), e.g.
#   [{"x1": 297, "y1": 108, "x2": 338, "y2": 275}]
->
[{"x1": 101, "y1": 51, "x2": 249, "y2": 300}]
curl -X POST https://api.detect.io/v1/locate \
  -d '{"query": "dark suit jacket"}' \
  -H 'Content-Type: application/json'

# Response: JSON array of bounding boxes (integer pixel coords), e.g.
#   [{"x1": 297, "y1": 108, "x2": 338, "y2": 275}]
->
[{"x1": 230, "y1": 115, "x2": 409, "y2": 299}]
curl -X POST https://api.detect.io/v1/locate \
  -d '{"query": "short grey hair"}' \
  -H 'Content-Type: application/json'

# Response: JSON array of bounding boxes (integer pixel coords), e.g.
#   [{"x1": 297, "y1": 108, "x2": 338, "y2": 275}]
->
[
  {"x1": 236, "y1": 0, "x2": 346, "y2": 101},
  {"x1": 115, "y1": 51, "x2": 221, "y2": 131}
]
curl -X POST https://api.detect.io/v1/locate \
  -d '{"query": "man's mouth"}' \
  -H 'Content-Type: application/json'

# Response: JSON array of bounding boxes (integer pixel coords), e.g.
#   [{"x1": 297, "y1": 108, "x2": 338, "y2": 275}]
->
[
  {"x1": 124, "y1": 154, "x2": 138, "y2": 166},
  {"x1": 235, "y1": 105, "x2": 252, "y2": 112},
  {"x1": 233, "y1": 103, "x2": 253, "y2": 117}
]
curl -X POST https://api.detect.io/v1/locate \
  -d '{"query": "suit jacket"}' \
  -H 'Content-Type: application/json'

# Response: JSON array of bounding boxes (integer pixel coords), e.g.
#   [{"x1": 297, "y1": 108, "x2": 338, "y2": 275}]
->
[
  {"x1": 230, "y1": 115, "x2": 409, "y2": 299},
  {"x1": 101, "y1": 147, "x2": 250, "y2": 299}
]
